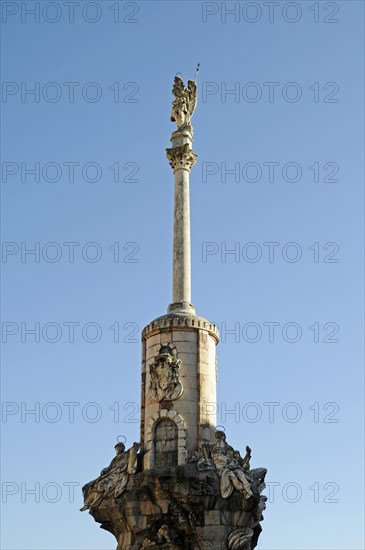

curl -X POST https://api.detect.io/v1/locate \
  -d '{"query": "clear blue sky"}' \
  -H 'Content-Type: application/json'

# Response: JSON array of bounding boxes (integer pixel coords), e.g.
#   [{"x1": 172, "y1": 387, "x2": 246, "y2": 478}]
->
[{"x1": 1, "y1": 1, "x2": 364, "y2": 549}]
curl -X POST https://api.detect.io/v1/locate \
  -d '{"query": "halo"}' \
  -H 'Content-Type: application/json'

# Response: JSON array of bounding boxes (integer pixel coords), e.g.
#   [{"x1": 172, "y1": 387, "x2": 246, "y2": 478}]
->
[
  {"x1": 175, "y1": 72, "x2": 183, "y2": 78},
  {"x1": 216, "y1": 425, "x2": 226, "y2": 432},
  {"x1": 117, "y1": 435, "x2": 126, "y2": 443}
]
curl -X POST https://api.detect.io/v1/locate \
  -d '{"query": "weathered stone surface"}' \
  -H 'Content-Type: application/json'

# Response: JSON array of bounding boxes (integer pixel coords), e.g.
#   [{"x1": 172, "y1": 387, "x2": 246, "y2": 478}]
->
[
  {"x1": 170, "y1": 75, "x2": 197, "y2": 135},
  {"x1": 86, "y1": 464, "x2": 266, "y2": 549},
  {"x1": 149, "y1": 344, "x2": 184, "y2": 403},
  {"x1": 82, "y1": 433, "x2": 267, "y2": 550},
  {"x1": 141, "y1": 321, "x2": 218, "y2": 467}
]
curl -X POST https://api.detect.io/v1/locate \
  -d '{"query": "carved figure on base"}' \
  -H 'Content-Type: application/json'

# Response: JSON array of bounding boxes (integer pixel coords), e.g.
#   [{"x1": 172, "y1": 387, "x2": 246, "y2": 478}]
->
[
  {"x1": 200, "y1": 431, "x2": 254, "y2": 499},
  {"x1": 80, "y1": 441, "x2": 140, "y2": 512}
]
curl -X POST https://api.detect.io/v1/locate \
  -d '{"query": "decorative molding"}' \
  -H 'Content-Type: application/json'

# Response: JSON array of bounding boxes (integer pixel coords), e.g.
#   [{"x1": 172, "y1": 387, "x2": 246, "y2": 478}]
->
[
  {"x1": 142, "y1": 315, "x2": 219, "y2": 342},
  {"x1": 149, "y1": 344, "x2": 183, "y2": 402}
]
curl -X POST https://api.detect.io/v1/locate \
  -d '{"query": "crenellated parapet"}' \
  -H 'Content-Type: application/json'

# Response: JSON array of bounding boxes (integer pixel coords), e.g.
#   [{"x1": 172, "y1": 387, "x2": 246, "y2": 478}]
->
[{"x1": 142, "y1": 314, "x2": 219, "y2": 343}]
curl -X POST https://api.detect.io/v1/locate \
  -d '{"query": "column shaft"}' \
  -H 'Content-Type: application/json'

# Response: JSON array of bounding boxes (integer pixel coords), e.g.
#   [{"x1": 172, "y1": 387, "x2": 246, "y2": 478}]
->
[{"x1": 173, "y1": 167, "x2": 191, "y2": 304}]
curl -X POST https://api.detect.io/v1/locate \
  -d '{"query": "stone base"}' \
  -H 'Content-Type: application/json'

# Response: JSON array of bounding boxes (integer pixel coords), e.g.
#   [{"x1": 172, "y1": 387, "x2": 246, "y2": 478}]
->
[
  {"x1": 88, "y1": 464, "x2": 266, "y2": 550},
  {"x1": 167, "y1": 301, "x2": 196, "y2": 315}
]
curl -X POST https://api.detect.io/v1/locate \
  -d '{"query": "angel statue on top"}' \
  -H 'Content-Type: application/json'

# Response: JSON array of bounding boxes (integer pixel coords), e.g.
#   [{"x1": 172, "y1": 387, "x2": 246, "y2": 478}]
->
[{"x1": 170, "y1": 66, "x2": 199, "y2": 134}]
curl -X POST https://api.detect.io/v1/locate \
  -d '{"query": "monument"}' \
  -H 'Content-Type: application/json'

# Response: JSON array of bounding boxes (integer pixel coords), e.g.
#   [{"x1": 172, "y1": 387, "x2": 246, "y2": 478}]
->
[{"x1": 81, "y1": 72, "x2": 267, "y2": 550}]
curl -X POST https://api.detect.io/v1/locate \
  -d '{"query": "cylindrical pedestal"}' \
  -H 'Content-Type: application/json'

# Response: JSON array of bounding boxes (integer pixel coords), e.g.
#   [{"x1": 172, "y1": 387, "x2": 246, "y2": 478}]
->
[{"x1": 140, "y1": 314, "x2": 219, "y2": 471}]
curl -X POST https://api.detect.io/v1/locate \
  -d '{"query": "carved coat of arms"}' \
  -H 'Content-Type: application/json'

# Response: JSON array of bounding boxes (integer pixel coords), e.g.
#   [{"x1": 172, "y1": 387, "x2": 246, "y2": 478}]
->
[{"x1": 149, "y1": 344, "x2": 183, "y2": 402}]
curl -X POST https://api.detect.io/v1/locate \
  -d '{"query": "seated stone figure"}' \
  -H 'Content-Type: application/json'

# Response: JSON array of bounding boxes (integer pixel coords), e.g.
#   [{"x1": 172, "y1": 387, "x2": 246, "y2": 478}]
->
[
  {"x1": 80, "y1": 441, "x2": 140, "y2": 512},
  {"x1": 200, "y1": 431, "x2": 254, "y2": 500}
]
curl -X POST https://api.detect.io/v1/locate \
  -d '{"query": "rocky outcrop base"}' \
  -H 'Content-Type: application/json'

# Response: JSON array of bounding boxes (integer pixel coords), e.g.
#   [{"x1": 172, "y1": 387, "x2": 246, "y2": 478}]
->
[{"x1": 88, "y1": 463, "x2": 266, "y2": 550}]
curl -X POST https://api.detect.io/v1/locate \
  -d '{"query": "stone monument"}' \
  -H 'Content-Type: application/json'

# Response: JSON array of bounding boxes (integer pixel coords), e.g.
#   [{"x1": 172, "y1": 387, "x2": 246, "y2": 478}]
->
[{"x1": 81, "y1": 71, "x2": 267, "y2": 550}]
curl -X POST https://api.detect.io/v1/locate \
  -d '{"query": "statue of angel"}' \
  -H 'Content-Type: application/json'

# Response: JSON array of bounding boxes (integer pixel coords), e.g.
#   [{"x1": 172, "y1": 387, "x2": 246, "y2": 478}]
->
[{"x1": 170, "y1": 75, "x2": 197, "y2": 132}]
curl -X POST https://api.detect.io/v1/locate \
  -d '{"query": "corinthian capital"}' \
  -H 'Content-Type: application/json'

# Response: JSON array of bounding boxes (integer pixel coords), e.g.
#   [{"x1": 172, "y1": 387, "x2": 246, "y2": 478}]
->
[{"x1": 166, "y1": 144, "x2": 197, "y2": 171}]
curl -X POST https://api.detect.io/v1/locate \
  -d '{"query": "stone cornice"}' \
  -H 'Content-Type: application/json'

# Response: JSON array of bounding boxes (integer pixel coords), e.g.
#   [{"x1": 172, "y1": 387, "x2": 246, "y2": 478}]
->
[{"x1": 142, "y1": 314, "x2": 219, "y2": 343}]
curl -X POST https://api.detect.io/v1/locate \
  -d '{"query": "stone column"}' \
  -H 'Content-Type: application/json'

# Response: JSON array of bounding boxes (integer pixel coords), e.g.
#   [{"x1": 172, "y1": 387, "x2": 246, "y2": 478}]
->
[{"x1": 166, "y1": 130, "x2": 197, "y2": 314}]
